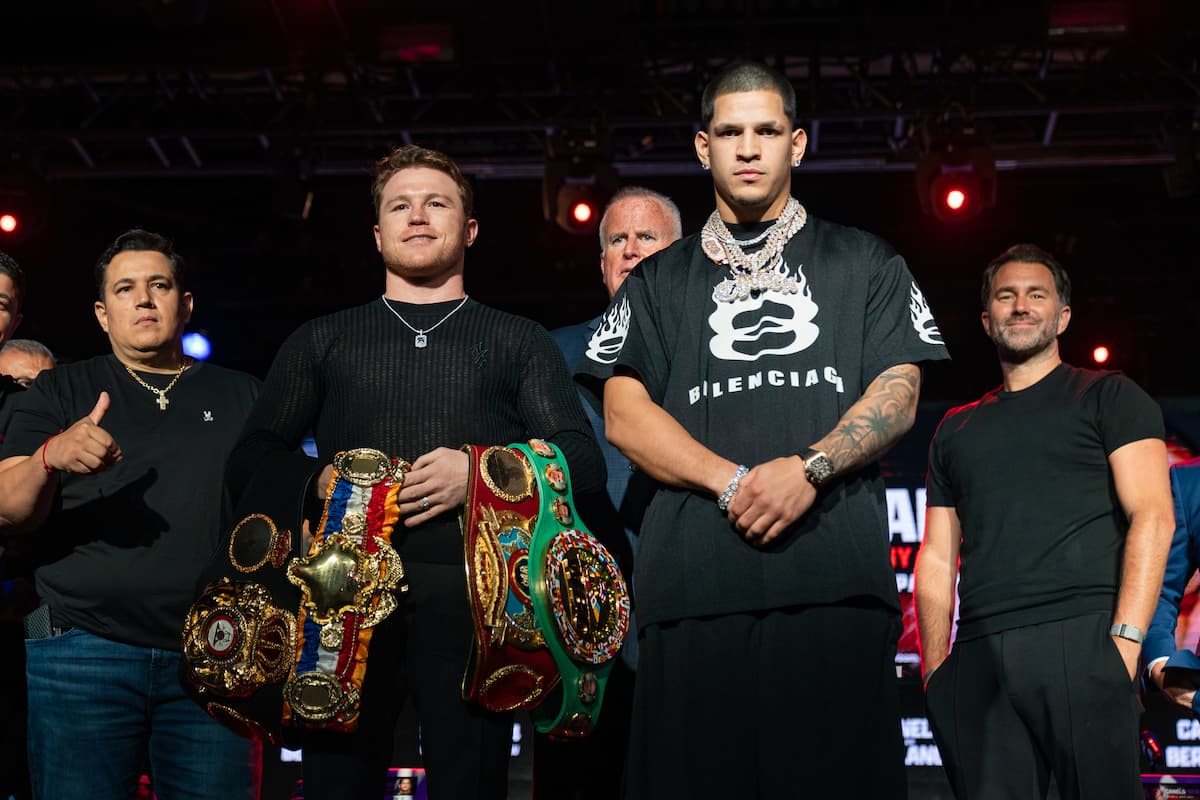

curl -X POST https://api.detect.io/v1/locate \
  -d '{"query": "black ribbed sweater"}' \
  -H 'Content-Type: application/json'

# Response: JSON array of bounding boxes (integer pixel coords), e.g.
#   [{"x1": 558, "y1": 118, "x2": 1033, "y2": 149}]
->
[{"x1": 227, "y1": 297, "x2": 606, "y2": 564}]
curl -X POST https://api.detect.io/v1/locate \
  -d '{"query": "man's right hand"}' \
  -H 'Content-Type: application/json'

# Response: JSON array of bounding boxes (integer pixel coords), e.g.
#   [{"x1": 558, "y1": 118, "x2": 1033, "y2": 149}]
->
[
  {"x1": 313, "y1": 464, "x2": 335, "y2": 499},
  {"x1": 43, "y1": 392, "x2": 122, "y2": 474},
  {"x1": 1151, "y1": 661, "x2": 1200, "y2": 711}
]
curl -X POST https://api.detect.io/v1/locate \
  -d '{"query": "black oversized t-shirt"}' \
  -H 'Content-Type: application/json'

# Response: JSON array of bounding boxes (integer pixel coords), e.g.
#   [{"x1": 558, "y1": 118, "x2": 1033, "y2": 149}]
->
[
  {"x1": 926, "y1": 363, "x2": 1164, "y2": 641},
  {"x1": 576, "y1": 215, "x2": 951, "y2": 626},
  {"x1": 0, "y1": 355, "x2": 260, "y2": 649}
]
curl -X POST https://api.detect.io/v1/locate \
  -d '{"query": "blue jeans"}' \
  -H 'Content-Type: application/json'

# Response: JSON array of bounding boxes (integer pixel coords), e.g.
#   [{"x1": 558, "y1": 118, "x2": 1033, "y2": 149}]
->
[{"x1": 25, "y1": 628, "x2": 261, "y2": 800}]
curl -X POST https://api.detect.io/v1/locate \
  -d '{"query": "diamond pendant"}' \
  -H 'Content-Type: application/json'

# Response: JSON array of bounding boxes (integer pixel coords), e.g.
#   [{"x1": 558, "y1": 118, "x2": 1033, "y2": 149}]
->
[
  {"x1": 414, "y1": 333, "x2": 428, "y2": 348},
  {"x1": 155, "y1": 391, "x2": 169, "y2": 411}
]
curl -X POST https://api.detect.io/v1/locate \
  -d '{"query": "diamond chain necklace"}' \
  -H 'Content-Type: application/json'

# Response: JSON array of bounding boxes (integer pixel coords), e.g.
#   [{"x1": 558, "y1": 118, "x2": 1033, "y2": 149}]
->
[
  {"x1": 701, "y1": 198, "x2": 807, "y2": 303},
  {"x1": 381, "y1": 295, "x2": 469, "y2": 348}
]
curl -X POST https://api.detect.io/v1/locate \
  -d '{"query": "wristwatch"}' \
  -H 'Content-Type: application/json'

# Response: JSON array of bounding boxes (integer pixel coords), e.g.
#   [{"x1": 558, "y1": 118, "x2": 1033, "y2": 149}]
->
[
  {"x1": 1110, "y1": 623, "x2": 1144, "y2": 644},
  {"x1": 800, "y1": 449, "x2": 833, "y2": 488}
]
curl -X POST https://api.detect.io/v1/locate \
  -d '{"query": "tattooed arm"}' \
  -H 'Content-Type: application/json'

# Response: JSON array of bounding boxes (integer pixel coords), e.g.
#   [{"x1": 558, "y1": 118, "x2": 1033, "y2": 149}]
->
[{"x1": 729, "y1": 363, "x2": 921, "y2": 545}]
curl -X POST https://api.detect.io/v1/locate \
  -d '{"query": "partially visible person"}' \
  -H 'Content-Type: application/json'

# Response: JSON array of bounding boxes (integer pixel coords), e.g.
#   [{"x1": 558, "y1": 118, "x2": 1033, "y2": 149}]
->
[
  {"x1": 0, "y1": 339, "x2": 56, "y2": 388},
  {"x1": 0, "y1": 248, "x2": 30, "y2": 800},
  {"x1": 1145, "y1": 457, "x2": 1200, "y2": 712},
  {"x1": 0, "y1": 229, "x2": 262, "y2": 799},
  {"x1": 539, "y1": 186, "x2": 681, "y2": 798},
  {"x1": 916, "y1": 243, "x2": 1173, "y2": 800}
]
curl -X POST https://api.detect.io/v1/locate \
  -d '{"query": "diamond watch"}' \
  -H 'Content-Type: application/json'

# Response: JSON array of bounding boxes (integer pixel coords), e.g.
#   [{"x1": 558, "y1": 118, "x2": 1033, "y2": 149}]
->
[{"x1": 800, "y1": 449, "x2": 833, "y2": 488}]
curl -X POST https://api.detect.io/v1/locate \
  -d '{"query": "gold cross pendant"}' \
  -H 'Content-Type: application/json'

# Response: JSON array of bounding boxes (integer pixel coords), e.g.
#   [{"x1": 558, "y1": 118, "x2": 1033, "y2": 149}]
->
[{"x1": 156, "y1": 391, "x2": 169, "y2": 411}]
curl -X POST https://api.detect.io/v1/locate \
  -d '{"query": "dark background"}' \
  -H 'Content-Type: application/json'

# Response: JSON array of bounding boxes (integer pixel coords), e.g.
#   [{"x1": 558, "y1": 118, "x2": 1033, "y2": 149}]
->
[{"x1": 0, "y1": 0, "x2": 1197, "y2": 403}]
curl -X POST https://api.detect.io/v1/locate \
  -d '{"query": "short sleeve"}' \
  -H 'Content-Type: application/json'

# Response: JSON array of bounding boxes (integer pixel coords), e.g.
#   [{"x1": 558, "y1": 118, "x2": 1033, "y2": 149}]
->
[
  {"x1": 863, "y1": 253, "x2": 951, "y2": 383},
  {"x1": 1092, "y1": 373, "x2": 1164, "y2": 455},
  {"x1": 925, "y1": 413, "x2": 957, "y2": 508},
  {"x1": 0, "y1": 376, "x2": 69, "y2": 460},
  {"x1": 575, "y1": 265, "x2": 671, "y2": 411}
]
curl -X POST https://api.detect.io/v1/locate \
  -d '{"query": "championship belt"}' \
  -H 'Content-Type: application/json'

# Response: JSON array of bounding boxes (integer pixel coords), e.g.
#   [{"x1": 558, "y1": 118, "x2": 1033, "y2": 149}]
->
[
  {"x1": 460, "y1": 444, "x2": 561, "y2": 712},
  {"x1": 182, "y1": 503, "x2": 305, "y2": 743},
  {"x1": 283, "y1": 448, "x2": 410, "y2": 733},
  {"x1": 181, "y1": 447, "x2": 410, "y2": 743},
  {"x1": 517, "y1": 439, "x2": 630, "y2": 738}
]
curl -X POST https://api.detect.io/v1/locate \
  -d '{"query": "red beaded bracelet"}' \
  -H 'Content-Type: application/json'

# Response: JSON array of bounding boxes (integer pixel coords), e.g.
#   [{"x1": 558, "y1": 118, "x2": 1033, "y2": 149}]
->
[{"x1": 40, "y1": 433, "x2": 59, "y2": 475}]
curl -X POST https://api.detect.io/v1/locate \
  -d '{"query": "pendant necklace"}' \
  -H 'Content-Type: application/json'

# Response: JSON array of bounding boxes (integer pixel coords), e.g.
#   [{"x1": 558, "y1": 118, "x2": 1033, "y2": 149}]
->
[
  {"x1": 382, "y1": 295, "x2": 469, "y2": 348},
  {"x1": 124, "y1": 359, "x2": 191, "y2": 411}
]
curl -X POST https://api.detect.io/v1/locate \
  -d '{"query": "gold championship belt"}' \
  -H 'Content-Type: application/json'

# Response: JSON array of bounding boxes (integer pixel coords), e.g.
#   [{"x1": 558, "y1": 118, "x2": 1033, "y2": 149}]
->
[
  {"x1": 460, "y1": 444, "x2": 562, "y2": 712},
  {"x1": 181, "y1": 448, "x2": 409, "y2": 742},
  {"x1": 283, "y1": 449, "x2": 409, "y2": 732},
  {"x1": 460, "y1": 439, "x2": 630, "y2": 737}
]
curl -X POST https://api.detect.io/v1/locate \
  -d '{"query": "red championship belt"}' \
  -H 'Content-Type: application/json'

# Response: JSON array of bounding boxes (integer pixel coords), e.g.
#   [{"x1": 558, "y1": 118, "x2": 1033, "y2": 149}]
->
[{"x1": 460, "y1": 444, "x2": 561, "y2": 712}]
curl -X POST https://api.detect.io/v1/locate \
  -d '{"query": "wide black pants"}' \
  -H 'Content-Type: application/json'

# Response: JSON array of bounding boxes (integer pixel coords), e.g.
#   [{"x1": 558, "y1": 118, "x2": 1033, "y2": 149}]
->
[
  {"x1": 625, "y1": 600, "x2": 907, "y2": 800},
  {"x1": 300, "y1": 561, "x2": 513, "y2": 800},
  {"x1": 924, "y1": 612, "x2": 1140, "y2": 800}
]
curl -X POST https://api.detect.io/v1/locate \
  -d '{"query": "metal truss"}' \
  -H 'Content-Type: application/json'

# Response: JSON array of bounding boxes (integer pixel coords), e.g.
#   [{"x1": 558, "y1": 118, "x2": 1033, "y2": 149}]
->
[{"x1": 0, "y1": 7, "x2": 1196, "y2": 181}]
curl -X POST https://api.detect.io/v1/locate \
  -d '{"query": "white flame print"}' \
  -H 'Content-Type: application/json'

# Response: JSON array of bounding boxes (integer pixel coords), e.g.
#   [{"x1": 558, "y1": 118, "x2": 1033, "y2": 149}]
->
[
  {"x1": 586, "y1": 296, "x2": 631, "y2": 365},
  {"x1": 707, "y1": 260, "x2": 819, "y2": 361},
  {"x1": 908, "y1": 282, "x2": 943, "y2": 345}
]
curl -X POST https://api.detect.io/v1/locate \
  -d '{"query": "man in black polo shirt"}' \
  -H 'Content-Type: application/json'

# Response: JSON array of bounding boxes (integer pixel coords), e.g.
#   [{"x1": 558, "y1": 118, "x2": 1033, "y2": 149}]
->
[
  {"x1": 0, "y1": 230, "x2": 262, "y2": 799},
  {"x1": 915, "y1": 243, "x2": 1174, "y2": 800}
]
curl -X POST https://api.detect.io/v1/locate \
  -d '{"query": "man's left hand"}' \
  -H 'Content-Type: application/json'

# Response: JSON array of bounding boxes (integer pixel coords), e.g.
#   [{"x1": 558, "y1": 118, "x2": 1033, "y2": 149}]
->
[
  {"x1": 728, "y1": 456, "x2": 815, "y2": 546},
  {"x1": 397, "y1": 447, "x2": 469, "y2": 527}
]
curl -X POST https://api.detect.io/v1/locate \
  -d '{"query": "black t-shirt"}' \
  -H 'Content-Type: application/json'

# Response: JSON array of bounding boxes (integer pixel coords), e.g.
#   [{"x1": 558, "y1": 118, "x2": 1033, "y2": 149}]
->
[
  {"x1": 226, "y1": 298, "x2": 606, "y2": 565},
  {"x1": 926, "y1": 363, "x2": 1165, "y2": 640},
  {"x1": 0, "y1": 373, "x2": 21, "y2": 444},
  {"x1": 0, "y1": 355, "x2": 261, "y2": 649},
  {"x1": 576, "y1": 215, "x2": 951, "y2": 626}
]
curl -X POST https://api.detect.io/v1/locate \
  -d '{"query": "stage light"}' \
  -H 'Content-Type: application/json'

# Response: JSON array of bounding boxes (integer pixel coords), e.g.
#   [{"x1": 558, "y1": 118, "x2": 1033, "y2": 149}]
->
[
  {"x1": 1092, "y1": 345, "x2": 1110, "y2": 364},
  {"x1": 0, "y1": 214, "x2": 16, "y2": 234},
  {"x1": 572, "y1": 202, "x2": 594, "y2": 224},
  {"x1": 542, "y1": 129, "x2": 618, "y2": 236},
  {"x1": 182, "y1": 332, "x2": 212, "y2": 360},
  {"x1": 915, "y1": 117, "x2": 996, "y2": 223}
]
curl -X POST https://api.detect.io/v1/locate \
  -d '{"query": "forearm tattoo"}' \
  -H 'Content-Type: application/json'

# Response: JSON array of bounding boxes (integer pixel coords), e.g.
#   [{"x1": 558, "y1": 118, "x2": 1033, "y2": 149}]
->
[{"x1": 820, "y1": 364, "x2": 920, "y2": 475}]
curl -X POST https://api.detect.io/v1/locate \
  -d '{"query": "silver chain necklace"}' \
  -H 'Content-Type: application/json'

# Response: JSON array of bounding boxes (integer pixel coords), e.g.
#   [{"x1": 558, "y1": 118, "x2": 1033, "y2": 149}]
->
[
  {"x1": 701, "y1": 198, "x2": 807, "y2": 303},
  {"x1": 381, "y1": 295, "x2": 469, "y2": 348}
]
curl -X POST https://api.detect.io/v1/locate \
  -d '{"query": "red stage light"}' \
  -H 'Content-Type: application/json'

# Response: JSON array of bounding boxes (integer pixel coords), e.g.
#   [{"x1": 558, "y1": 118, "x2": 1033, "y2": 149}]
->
[
  {"x1": 571, "y1": 202, "x2": 594, "y2": 224},
  {"x1": 1092, "y1": 345, "x2": 1110, "y2": 364},
  {"x1": 0, "y1": 214, "x2": 16, "y2": 234},
  {"x1": 945, "y1": 189, "x2": 967, "y2": 211}
]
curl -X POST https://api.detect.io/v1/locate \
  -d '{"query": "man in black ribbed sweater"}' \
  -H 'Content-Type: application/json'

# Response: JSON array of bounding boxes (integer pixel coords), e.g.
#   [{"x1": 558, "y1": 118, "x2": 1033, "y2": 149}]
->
[{"x1": 227, "y1": 145, "x2": 605, "y2": 800}]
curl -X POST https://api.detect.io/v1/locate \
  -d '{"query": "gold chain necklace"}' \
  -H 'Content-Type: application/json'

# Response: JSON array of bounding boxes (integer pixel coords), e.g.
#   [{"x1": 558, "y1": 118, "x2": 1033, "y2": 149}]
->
[{"x1": 124, "y1": 359, "x2": 191, "y2": 411}]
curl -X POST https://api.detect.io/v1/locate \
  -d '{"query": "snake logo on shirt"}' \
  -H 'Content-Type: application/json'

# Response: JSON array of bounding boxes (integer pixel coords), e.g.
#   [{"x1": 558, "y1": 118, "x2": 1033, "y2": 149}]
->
[
  {"x1": 707, "y1": 260, "x2": 819, "y2": 362},
  {"x1": 586, "y1": 296, "x2": 631, "y2": 365}
]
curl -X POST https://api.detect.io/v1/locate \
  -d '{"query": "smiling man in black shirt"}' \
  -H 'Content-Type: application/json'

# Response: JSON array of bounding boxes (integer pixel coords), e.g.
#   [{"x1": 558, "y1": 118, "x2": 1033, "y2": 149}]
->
[{"x1": 227, "y1": 145, "x2": 604, "y2": 800}]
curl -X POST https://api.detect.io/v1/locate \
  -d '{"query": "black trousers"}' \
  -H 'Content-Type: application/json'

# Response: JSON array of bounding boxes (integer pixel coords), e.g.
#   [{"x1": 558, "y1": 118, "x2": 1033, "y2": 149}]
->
[
  {"x1": 625, "y1": 600, "x2": 907, "y2": 800},
  {"x1": 300, "y1": 561, "x2": 513, "y2": 800},
  {"x1": 531, "y1": 655, "x2": 635, "y2": 799},
  {"x1": 924, "y1": 612, "x2": 1140, "y2": 800}
]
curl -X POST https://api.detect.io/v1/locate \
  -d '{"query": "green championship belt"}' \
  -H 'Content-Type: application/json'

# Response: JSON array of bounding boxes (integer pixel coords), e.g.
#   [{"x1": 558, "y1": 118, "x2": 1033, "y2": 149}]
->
[{"x1": 516, "y1": 439, "x2": 631, "y2": 738}]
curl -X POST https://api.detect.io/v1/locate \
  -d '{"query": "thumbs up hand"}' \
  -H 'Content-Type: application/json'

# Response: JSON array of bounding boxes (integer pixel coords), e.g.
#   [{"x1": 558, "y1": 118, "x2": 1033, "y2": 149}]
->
[{"x1": 42, "y1": 392, "x2": 123, "y2": 475}]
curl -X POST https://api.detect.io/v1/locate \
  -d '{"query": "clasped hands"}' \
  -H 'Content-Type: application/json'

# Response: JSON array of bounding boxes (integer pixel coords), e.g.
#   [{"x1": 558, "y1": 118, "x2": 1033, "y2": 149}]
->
[{"x1": 724, "y1": 455, "x2": 816, "y2": 546}]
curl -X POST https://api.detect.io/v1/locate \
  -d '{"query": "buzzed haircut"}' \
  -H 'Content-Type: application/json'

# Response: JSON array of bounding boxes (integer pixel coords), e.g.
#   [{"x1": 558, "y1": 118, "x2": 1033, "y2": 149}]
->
[
  {"x1": 700, "y1": 61, "x2": 797, "y2": 129},
  {"x1": 981, "y1": 243, "x2": 1072, "y2": 309},
  {"x1": 371, "y1": 144, "x2": 475, "y2": 221},
  {"x1": 598, "y1": 186, "x2": 684, "y2": 249},
  {"x1": 0, "y1": 250, "x2": 25, "y2": 311},
  {"x1": 94, "y1": 229, "x2": 187, "y2": 300}
]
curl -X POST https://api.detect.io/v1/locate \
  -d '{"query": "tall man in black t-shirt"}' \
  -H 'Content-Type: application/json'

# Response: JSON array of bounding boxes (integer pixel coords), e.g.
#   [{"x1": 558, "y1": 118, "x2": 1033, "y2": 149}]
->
[
  {"x1": 575, "y1": 61, "x2": 950, "y2": 798},
  {"x1": 0, "y1": 230, "x2": 262, "y2": 799},
  {"x1": 915, "y1": 244, "x2": 1174, "y2": 799},
  {"x1": 227, "y1": 145, "x2": 605, "y2": 800}
]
